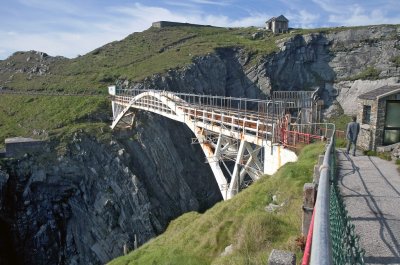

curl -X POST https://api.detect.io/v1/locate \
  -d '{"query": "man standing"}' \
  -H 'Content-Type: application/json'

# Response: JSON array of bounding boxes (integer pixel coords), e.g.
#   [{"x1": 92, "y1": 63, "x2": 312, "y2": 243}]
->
[{"x1": 346, "y1": 116, "x2": 360, "y2": 156}]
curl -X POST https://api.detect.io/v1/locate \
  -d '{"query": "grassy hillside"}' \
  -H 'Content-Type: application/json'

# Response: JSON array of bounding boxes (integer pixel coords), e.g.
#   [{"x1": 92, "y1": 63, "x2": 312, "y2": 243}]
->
[
  {"x1": 0, "y1": 26, "x2": 284, "y2": 93},
  {"x1": 0, "y1": 25, "x2": 288, "y2": 145},
  {"x1": 108, "y1": 143, "x2": 325, "y2": 265},
  {"x1": 0, "y1": 24, "x2": 388, "y2": 145},
  {"x1": 1, "y1": 24, "x2": 373, "y2": 93},
  {"x1": 0, "y1": 94, "x2": 110, "y2": 149}
]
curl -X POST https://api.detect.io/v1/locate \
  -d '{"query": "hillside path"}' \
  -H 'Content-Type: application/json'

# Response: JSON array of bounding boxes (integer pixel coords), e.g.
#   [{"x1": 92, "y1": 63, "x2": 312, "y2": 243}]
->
[{"x1": 337, "y1": 150, "x2": 400, "y2": 265}]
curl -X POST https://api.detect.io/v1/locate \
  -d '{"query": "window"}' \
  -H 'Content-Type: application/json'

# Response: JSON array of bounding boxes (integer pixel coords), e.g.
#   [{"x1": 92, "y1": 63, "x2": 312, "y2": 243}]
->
[
  {"x1": 362, "y1": 105, "x2": 371, "y2": 124},
  {"x1": 383, "y1": 101, "x2": 400, "y2": 145}
]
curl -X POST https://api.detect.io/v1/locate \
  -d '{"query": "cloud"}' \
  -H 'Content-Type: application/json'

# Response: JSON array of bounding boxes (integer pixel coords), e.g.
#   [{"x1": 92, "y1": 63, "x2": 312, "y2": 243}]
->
[
  {"x1": 109, "y1": 3, "x2": 267, "y2": 29},
  {"x1": 287, "y1": 10, "x2": 320, "y2": 28},
  {"x1": 189, "y1": 0, "x2": 231, "y2": 6},
  {"x1": 17, "y1": 0, "x2": 79, "y2": 14},
  {"x1": 110, "y1": 3, "x2": 189, "y2": 24},
  {"x1": 311, "y1": 0, "x2": 343, "y2": 14},
  {"x1": 0, "y1": 30, "x2": 122, "y2": 58},
  {"x1": 3, "y1": 1, "x2": 399, "y2": 60},
  {"x1": 328, "y1": 4, "x2": 400, "y2": 26},
  {"x1": 311, "y1": 0, "x2": 400, "y2": 26},
  {"x1": 0, "y1": 2, "x2": 269, "y2": 59}
]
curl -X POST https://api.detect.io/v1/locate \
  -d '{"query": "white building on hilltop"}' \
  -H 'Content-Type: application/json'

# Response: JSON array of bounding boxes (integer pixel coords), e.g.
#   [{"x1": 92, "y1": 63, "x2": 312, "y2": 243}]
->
[{"x1": 266, "y1": 15, "x2": 289, "y2": 33}]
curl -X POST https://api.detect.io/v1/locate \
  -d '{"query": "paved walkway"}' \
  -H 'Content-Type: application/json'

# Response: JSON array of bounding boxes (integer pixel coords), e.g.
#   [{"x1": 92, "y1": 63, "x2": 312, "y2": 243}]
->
[{"x1": 337, "y1": 150, "x2": 400, "y2": 265}]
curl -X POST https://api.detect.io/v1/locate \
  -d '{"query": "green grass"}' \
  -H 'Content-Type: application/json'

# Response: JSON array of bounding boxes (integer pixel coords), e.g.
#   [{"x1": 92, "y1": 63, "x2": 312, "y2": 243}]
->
[
  {"x1": 326, "y1": 111, "x2": 351, "y2": 148},
  {"x1": 348, "y1": 66, "x2": 381, "y2": 81},
  {"x1": 0, "y1": 95, "x2": 111, "y2": 149},
  {"x1": 1, "y1": 24, "x2": 397, "y2": 149},
  {"x1": 335, "y1": 138, "x2": 347, "y2": 148},
  {"x1": 108, "y1": 143, "x2": 325, "y2": 265},
  {"x1": 0, "y1": 26, "x2": 285, "y2": 93},
  {"x1": 1, "y1": 24, "x2": 396, "y2": 146},
  {"x1": 363, "y1": 150, "x2": 392, "y2": 161},
  {"x1": 0, "y1": 26, "x2": 287, "y2": 145},
  {"x1": 330, "y1": 115, "x2": 351, "y2": 132},
  {"x1": 4, "y1": 24, "x2": 396, "y2": 94},
  {"x1": 390, "y1": 55, "x2": 400, "y2": 67}
]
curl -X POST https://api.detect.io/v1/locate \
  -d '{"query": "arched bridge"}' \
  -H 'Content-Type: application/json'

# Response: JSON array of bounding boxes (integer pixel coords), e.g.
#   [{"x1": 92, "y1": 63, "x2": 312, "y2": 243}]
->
[{"x1": 108, "y1": 86, "x2": 323, "y2": 200}]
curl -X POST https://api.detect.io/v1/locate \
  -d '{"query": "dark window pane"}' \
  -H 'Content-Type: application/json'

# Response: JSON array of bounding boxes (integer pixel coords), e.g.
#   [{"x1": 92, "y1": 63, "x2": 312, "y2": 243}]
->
[
  {"x1": 383, "y1": 129, "x2": 400, "y2": 145},
  {"x1": 385, "y1": 101, "x2": 400, "y2": 128},
  {"x1": 362, "y1": 105, "x2": 371, "y2": 124}
]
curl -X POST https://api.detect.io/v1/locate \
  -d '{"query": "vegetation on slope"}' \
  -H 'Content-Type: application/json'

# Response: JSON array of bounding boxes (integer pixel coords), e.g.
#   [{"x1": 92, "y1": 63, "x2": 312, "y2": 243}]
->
[
  {"x1": 0, "y1": 26, "x2": 285, "y2": 93},
  {"x1": 0, "y1": 25, "x2": 287, "y2": 145},
  {"x1": 0, "y1": 94, "x2": 111, "y2": 149},
  {"x1": 108, "y1": 143, "x2": 325, "y2": 265},
  {"x1": 1, "y1": 24, "x2": 394, "y2": 145},
  {"x1": 2, "y1": 24, "x2": 383, "y2": 93}
]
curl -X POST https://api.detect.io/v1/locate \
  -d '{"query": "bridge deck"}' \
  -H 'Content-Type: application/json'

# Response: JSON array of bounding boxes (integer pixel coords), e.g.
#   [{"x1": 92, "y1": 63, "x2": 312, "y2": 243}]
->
[
  {"x1": 337, "y1": 150, "x2": 400, "y2": 264},
  {"x1": 112, "y1": 94, "x2": 278, "y2": 145}
]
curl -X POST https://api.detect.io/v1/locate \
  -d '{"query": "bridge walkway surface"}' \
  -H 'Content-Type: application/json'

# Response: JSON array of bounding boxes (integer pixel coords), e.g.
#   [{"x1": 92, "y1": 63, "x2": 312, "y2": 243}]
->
[{"x1": 337, "y1": 149, "x2": 400, "y2": 265}]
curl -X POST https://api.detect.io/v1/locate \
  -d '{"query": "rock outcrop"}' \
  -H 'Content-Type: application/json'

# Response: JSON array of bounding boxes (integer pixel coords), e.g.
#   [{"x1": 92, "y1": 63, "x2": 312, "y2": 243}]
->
[
  {"x1": 122, "y1": 25, "x2": 400, "y2": 115},
  {"x1": 0, "y1": 125, "x2": 221, "y2": 264}
]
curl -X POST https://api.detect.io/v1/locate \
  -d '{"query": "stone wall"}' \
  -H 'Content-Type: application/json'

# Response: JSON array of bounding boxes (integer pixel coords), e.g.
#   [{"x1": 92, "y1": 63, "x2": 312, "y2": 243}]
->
[
  {"x1": 5, "y1": 137, "x2": 46, "y2": 158},
  {"x1": 152, "y1": 21, "x2": 211, "y2": 28},
  {"x1": 357, "y1": 99, "x2": 376, "y2": 150},
  {"x1": 357, "y1": 93, "x2": 400, "y2": 150}
]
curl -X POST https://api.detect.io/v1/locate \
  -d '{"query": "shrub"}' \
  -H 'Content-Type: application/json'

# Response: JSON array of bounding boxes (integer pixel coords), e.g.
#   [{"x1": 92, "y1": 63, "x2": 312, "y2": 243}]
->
[
  {"x1": 348, "y1": 66, "x2": 381, "y2": 81},
  {"x1": 363, "y1": 150, "x2": 392, "y2": 161},
  {"x1": 390, "y1": 55, "x2": 400, "y2": 67}
]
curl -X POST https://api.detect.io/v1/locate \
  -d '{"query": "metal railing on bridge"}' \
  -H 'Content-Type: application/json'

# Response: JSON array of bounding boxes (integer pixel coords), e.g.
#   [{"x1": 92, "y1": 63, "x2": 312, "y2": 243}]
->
[
  {"x1": 272, "y1": 89, "x2": 319, "y2": 109},
  {"x1": 111, "y1": 88, "x2": 290, "y2": 144},
  {"x1": 114, "y1": 88, "x2": 287, "y2": 120}
]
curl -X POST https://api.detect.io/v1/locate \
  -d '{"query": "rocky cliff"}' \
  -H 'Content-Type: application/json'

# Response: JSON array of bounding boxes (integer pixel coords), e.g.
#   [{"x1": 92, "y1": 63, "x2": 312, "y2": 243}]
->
[
  {"x1": 121, "y1": 25, "x2": 400, "y2": 115},
  {"x1": 1, "y1": 24, "x2": 400, "y2": 265},
  {"x1": 0, "y1": 120, "x2": 222, "y2": 264}
]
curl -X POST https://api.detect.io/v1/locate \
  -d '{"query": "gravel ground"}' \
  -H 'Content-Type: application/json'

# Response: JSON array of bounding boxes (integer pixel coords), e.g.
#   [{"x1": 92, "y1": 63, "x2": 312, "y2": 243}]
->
[{"x1": 337, "y1": 150, "x2": 400, "y2": 265}]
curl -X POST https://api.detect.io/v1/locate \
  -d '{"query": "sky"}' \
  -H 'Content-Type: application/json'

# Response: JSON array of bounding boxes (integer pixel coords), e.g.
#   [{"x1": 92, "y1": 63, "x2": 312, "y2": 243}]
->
[{"x1": 1, "y1": 0, "x2": 400, "y2": 60}]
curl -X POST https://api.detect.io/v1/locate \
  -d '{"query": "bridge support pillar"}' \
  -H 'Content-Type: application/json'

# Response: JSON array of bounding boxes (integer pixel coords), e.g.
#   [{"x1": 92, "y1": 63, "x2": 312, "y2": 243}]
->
[
  {"x1": 227, "y1": 139, "x2": 246, "y2": 200},
  {"x1": 194, "y1": 129, "x2": 229, "y2": 200},
  {"x1": 263, "y1": 145, "x2": 297, "y2": 175}
]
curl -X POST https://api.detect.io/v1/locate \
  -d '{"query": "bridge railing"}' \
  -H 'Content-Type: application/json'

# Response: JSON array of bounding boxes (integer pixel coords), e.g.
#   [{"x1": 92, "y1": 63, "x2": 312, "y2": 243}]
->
[
  {"x1": 114, "y1": 88, "x2": 288, "y2": 122},
  {"x1": 275, "y1": 123, "x2": 334, "y2": 149},
  {"x1": 309, "y1": 123, "x2": 365, "y2": 265},
  {"x1": 272, "y1": 90, "x2": 318, "y2": 109},
  {"x1": 310, "y1": 123, "x2": 335, "y2": 265}
]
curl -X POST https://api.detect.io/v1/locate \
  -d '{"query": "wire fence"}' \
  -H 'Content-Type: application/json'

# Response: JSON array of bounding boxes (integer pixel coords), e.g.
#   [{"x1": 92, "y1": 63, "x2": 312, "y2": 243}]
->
[
  {"x1": 329, "y1": 147, "x2": 365, "y2": 264},
  {"x1": 310, "y1": 124, "x2": 365, "y2": 265}
]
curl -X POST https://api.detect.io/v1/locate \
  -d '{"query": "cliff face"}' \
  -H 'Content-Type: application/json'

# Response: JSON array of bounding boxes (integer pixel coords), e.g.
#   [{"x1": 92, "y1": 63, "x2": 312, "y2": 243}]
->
[
  {"x1": 124, "y1": 25, "x2": 400, "y2": 115},
  {"x1": 269, "y1": 26, "x2": 400, "y2": 113},
  {"x1": 0, "y1": 123, "x2": 222, "y2": 264},
  {"x1": 1, "y1": 25, "x2": 400, "y2": 265}
]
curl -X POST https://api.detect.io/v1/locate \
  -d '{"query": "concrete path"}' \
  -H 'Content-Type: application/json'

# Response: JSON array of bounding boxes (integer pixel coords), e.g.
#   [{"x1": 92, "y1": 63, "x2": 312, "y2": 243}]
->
[{"x1": 337, "y1": 150, "x2": 400, "y2": 265}]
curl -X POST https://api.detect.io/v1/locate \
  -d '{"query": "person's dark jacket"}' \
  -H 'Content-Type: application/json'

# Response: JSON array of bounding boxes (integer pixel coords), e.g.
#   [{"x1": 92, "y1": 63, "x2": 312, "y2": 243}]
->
[{"x1": 346, "y1": 121, "x2": 360, "y2": 142}]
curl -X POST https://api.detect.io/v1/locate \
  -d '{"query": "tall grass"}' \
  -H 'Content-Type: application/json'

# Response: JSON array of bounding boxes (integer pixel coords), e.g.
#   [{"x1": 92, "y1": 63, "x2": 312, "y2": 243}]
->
[
  {"x1": 108, "y1": 143, "x2": 325, "y2": 265},
  {"x1": 0, "y1": 95, "x2": 111, "y2": 149}
]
